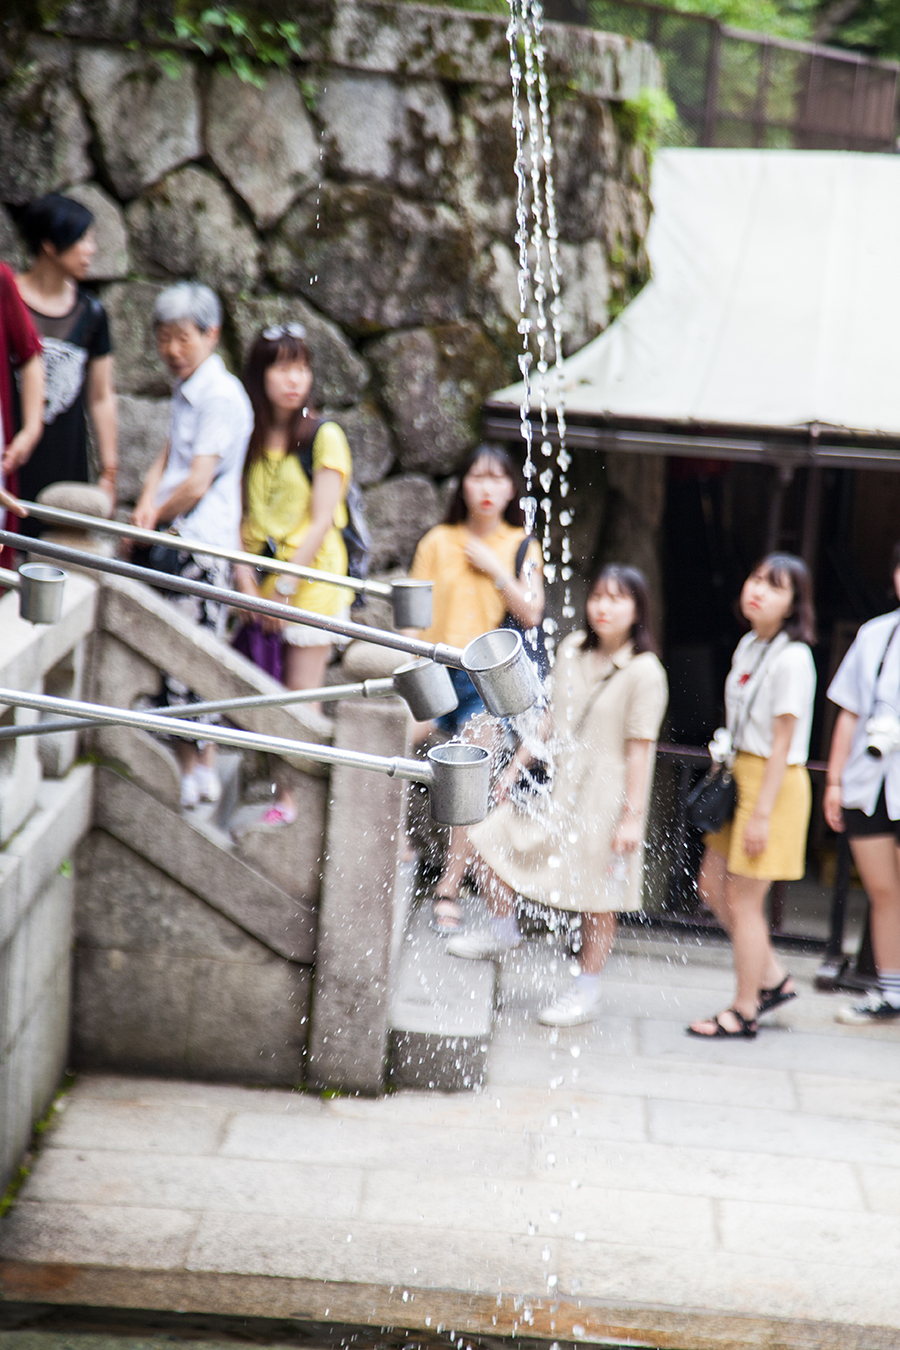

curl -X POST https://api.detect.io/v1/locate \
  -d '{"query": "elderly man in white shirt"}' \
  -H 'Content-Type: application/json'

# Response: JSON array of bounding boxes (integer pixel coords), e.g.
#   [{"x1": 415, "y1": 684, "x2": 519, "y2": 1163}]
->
[{"x1": 132, "y1": 282, "x2": 252, "y2": 809}]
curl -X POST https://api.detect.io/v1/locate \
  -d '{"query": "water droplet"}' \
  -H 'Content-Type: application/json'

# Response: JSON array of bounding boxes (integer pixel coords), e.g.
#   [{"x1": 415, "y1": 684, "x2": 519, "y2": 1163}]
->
[
  {"x1": 549, "y1": 1210, "x2": 560, "y2": 1223},
  {"x1": 570, "y1": 1045, "x2": 580, "y2": 1058},
  {"x1": 541, "y1": 1245, "x2": 551, "y2": 1261}
]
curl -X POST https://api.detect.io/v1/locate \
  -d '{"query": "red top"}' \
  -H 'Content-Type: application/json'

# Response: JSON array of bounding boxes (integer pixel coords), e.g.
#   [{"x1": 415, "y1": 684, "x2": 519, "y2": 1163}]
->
[{"x1": 0, "y1": 262, "x2": 42, "y2": 447}]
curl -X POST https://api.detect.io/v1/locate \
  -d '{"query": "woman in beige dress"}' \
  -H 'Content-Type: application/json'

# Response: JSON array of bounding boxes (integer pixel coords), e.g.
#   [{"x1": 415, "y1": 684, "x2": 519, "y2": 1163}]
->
[{"x1": 446, "y1": 564, "x2": 668, "y2": 1026}]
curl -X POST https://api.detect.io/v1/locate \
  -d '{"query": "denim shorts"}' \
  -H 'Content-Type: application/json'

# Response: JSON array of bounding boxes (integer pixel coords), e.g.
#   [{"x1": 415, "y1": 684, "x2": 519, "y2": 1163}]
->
[{"x1": 435, "y1": 667, "x2": 486, "y2": 736}]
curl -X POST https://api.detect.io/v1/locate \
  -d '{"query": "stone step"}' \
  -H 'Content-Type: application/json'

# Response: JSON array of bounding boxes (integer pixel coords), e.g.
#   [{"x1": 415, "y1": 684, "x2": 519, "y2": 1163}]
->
[{"x1": 389, "y1": 888, "x2": 496, "y2": 1092}]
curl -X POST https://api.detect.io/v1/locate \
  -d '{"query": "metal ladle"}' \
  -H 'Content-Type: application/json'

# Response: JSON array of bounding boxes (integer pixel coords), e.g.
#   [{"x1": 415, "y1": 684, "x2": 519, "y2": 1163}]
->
[
  {"x1": 0, "y1": 563, "x2": 67, "y2": 624},
  {"x1": 0, "y1": 657, "x2": 460, "y2": 744},
  {"x1": 11, "y1": 500, "x2": 434, "y2": 630},
  {"x1": 0, "y1": 685, "x2": 490, "y2": 826},
  {"x1": 0, "y1": 530, "x2": 542, "y2": 719}
]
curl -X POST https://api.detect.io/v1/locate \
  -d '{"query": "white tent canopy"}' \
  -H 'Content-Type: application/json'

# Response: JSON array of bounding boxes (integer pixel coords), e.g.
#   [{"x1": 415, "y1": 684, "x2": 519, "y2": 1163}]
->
[{"x1": 485, "y1": 148, "x2": 900, "y2": 463}]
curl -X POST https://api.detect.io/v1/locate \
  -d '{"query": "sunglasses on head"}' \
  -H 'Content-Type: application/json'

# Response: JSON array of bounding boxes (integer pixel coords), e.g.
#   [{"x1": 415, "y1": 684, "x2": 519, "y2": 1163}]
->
[{"x1": 262, "y1": 323, "x2": 307, "y2": 341}]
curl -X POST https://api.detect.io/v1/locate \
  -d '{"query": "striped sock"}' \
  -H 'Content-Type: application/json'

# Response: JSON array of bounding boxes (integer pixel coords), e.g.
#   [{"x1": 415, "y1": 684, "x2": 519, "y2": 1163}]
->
[{"x1": 878, "y1": 970, "x2": 900, "y2": 1007}]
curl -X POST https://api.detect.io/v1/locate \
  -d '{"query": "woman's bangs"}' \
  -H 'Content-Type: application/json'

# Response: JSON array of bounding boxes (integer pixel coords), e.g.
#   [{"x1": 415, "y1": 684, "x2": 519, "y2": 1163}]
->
[{"x1": 270, "y1": 334, "x2": 307, "y2": 365}]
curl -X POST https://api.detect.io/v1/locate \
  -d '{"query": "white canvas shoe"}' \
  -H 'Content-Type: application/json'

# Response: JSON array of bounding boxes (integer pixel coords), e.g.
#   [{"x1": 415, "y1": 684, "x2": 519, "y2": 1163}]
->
[
  {"x1": 446, "y1": 931, "x2": 521, "y2": 960},
  {"x1": 537, "y1": 985, "x2": 603, "y2": 1027},
  {"x1": 180, "y1": 773, "x2": 200, "y2": 809},
  {"x1": 195, "y1": 764, "x2": 222, "y2": 803}
]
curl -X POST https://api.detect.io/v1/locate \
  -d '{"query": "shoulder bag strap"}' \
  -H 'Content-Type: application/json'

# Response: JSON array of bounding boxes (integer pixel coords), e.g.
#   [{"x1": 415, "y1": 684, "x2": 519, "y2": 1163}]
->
[{"x1": 729, "y1": 631, "x2": 790, "y2": 753}]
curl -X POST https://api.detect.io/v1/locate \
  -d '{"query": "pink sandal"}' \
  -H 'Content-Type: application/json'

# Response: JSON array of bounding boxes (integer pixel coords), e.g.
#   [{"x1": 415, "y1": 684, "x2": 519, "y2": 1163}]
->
[{"x1": 260, "y1": 803, "x2": 298, "y2": 827}]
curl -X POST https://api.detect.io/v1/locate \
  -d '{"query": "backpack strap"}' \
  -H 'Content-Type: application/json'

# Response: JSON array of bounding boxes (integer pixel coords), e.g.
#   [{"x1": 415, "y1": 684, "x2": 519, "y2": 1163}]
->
[
  {"x1": 293, "y1": 418, "x2": 324, "y2": 482},
  {"x1": 514, "y1": 535, "x2": 534, "y2": 578}
]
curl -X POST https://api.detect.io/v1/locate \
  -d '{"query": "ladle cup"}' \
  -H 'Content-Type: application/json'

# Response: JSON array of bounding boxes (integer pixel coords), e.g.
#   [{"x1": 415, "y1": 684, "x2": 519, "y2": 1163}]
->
[
  {"x1": 18, "y1": 564, "x2": 66, "y2": 624},
  {"x1": 390, "y1": 580, "x2": 433, "y2": 629},
  {"x1": 392, "y1": 659, "x2": 458, "y2": 721},
  {"x1": 426, "y1": 742, "x2": 491, "y2": 825},
  {"x1": 461, "y1": 628, "x2": 542, "y2": 717}
]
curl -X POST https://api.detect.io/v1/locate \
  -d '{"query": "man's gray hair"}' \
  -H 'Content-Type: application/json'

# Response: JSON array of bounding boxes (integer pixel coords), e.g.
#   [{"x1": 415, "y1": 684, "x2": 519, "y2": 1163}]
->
[{"x1": 153, "y1": 282, "x2": 221, "y2": 333}]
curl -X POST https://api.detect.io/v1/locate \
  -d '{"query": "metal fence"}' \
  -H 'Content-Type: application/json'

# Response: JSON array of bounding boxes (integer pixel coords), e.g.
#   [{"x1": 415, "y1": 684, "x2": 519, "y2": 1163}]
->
[{"x1": 546, "y1": 0, "x2": 900, "y2": 151}]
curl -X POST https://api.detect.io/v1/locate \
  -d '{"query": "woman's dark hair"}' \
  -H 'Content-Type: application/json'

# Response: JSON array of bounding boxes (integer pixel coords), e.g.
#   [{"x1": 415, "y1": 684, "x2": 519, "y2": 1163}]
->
[
  {"x1": 890, "y1": 540, "x2": 900, "y2": 573},
  {"x1": 241, "y1": 329, "x2": 317, "y2": 480},
  {"x1": 580, "y1": 564, "x2": 659, "y2": 656},
  {"x1": 444, "y1": 444, "x2": 527, "y2": 528},
  {"x1": 749, "y1": 552, "x2": 816, "y2": 645},
  {"x1": 18, "y1": 193, "x2": 94, "y2": 256}
]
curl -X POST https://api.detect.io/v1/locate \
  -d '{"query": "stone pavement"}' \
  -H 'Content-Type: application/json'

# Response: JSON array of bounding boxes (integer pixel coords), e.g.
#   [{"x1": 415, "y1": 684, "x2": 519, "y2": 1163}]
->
[{"x1": 2, "y1": 930, "x2": 900, "y2": 1350}]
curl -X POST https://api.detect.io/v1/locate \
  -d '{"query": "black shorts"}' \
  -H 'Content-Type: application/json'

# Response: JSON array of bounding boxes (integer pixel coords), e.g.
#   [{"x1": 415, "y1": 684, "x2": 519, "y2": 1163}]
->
[{"x1": 843, "y1": 784, "x2": 900, "y2": 842}]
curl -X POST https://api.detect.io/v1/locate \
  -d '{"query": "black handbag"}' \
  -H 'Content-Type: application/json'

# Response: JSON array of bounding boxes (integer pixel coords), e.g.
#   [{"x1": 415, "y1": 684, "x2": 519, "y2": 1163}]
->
[
  {"x1": 686, "y1": 634, "x2": 786, "y2": 835},
  {"x1": 686, "y1": 762, "x2": 736, "y2": 834}
]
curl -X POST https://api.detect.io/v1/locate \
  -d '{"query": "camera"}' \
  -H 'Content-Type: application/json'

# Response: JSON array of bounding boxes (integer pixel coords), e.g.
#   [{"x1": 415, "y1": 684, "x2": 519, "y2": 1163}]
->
[{"x1": 865, "y1": 712, "x2": 900, "y2": 759}]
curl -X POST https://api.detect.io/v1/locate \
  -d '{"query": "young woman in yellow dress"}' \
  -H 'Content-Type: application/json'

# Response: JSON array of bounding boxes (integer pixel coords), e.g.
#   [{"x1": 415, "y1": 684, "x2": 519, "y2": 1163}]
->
[{"x1": 234, "y1": 324, "x2": 353, "y2": 825}]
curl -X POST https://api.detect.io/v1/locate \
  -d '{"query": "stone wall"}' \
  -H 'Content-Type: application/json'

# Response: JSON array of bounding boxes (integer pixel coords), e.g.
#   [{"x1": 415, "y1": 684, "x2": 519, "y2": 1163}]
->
[{"x1": 0, "y1": 0, "x2": 659, "y2": 591}]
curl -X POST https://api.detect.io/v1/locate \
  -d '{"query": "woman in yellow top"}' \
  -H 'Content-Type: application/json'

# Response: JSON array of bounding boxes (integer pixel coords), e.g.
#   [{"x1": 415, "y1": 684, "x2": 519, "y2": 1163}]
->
[
  {"x1": 234, "y1": 323, "x2": 353, "y2": 825},
  {"x1": 408, "y1": 443, "x2": 545, "y2": 931}
]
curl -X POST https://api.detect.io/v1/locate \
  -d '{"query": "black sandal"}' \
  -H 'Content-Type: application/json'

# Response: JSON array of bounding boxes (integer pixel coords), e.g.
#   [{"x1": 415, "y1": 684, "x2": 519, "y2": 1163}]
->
[
  {"x1": 758, "y1": 975, "x2": 797, "y2": 1015},
  {"x1": 430, "y1": 895, "x2": 463, "y2": 937},
  {"x1": 687, "y1": 1007, "x2": 758, "y2": 1039}
]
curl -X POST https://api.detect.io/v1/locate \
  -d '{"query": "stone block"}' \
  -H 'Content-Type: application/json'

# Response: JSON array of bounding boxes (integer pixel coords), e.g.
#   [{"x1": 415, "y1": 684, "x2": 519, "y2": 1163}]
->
[
  {"x1": 73, "y1": 946, "x2": 195, "y2": 1072},
  {"x1": 22, "y1": 873, "x2": 74, "y2": 1032},
  {"x1": 127, "y1": 166, "x2": 260, "y2": 298},
  {"x1": 37, "y1": 641, "x2": 85, "y2": 780},
  {"x1": 93, "y1": 768, "x2": 316, "y2": 961},
  {"x1": 319, "y1": 74, "x2": 455, "y2": 193},
  {"x1": 368, "y1": 324, "x2": 506, "y2": 474},
  {"x1": 340, "y1": 642, "x2": 407, "y2": 681},
  {"x1": 5, "y1": 767, "x2": 94, "y2": 917},
  {"x1": 269, "y1": 185, "x2": 472, "y2": 334},
  {"x1": 206, "y1": 70, "x2": 318, "y2": 228},
  {"x1": 76, "y1": 48, "x2": 200, "y2": 199},
  {"x1": 322, "y1": 401, "x2": 394, "y2": 486},
  {"x1": 25, "y1": 953, "x2": 71, "y2": 1124},
  {"x1": 112, "y1": 394, "x2": 170, "y2": 503},
  {"x1": 232, "y1": 295, "x2": 369, "y2": 408},
  {"x1": 100, "y1": 281, "x2": 170, "y2": 396},
  {"x1": 0, "y1": 205, "x2": 26, "y2": 271},
  {"x1": 62, "y1": 182, "x2": 130, "y2": 281},
  {"x1": 0, "y1": 41, "x2": 91, "y2": 203},
  {"x1": 557, "y1": 240, "x2": 611, "y2": 357},
  {"x1": 453, "y1": 90, "x2": 518, "y2": 236},
  {"x1": 0, "y1": 711, "x2": 41, "y2": 847},
  {"x1": 307, "y1": 698, "x2": 407, "y2": 1093},
  {"x1": 363, "y1": 475, "x2": 441, "y2": 572},
  {"x1": 185, "y1": 958, "x2": 310, "y2": 1084},
  {"x1": 0, "y1": 1198, "x2": 198, "y2": 1268},
  {"x1": 92, "y1": 724, "x2": 182, "y2": 808},
  {"x1": 76, "y1": 830, "x2": 268, "y2": 961},
  {"x1": 234, "y1": 766, "x2": 327, "y2": 900},
  {"x1": 84, "y1": 628, "x2": 161, "y2": 708}
]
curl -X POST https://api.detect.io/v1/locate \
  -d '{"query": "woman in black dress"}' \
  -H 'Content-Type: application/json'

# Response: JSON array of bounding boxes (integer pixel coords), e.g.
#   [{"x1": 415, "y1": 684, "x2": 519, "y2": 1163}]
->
[{"x1": 14, "y1": 193, "x2": 118, "y2": 530}]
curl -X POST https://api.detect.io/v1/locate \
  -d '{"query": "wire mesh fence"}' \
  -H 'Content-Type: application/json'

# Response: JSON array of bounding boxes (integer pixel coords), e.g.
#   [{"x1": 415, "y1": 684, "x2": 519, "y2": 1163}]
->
[{"x1": 547, "y1": 0, "x2": 899, "y2": 151}]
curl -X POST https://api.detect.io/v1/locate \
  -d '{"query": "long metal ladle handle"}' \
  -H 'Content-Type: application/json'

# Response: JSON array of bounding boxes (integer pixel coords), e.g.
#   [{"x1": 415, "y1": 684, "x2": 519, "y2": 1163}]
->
[
  {"x1": 12, "y1": 499, "x2": 389, "y2": 599},
  {"x1": 0, "y1": 529, "x2": 463, "y2": 669},
  {"x1": 0, "y1": 678, "x2": 398, "y2": 742},
  {"x1": 0, "y1": 685, "x2": 433, "y2": 787}
]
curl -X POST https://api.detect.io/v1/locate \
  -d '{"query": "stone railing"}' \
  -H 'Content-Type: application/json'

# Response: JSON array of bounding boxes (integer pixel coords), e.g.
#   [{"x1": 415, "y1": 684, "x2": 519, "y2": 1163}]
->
[
  {"x1": 78, "y1": 574, "x2": 410, "y2": 1092},
  {"x1": 0, "y1": 572, "x2": 97, "y2": 1196},
  {"x1": 1, "y1": 565, "x2": 414, "y2": 1196}
]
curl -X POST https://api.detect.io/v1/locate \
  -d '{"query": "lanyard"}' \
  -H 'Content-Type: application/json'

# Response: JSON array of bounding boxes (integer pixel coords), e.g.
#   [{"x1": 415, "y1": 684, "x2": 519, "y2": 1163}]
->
[{"x1": 869, "y1": 617, "x2": 900, "y2": 717}]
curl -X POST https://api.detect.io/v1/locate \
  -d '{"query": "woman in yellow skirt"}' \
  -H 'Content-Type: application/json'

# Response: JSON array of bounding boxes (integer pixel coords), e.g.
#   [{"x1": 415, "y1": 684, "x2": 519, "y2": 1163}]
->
[{"x1": 689, "y1": 554, "x2": 816, "y2": 1039}]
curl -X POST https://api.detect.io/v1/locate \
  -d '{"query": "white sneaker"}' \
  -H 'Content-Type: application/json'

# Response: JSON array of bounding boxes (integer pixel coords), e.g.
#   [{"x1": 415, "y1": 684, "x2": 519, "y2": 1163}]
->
[
  {"x1": 835, "y1": 993, "x2": 900, "y2": 1024},
  {"x1": 537, "y1": 986, "x2": 602, "y2": 1027},
  {"x1": 195, "y1": 764, "x2": 222, "y2": 803},
  {"x1": 446, "y1": 931, "x2": 521, "y2": 960},
  {"x1": 180, "y1": 773, "x2": 200, "y2": 809}
]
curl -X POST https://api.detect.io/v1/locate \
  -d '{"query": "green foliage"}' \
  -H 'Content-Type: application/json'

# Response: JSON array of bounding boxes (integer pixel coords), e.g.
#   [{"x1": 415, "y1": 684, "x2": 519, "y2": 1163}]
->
[
  {"x1": 154, "y1": 5, "x2": 305, "y2": 87},
  {"x1": 827, "y1": 0, "x2": 900, "y2": 61},
  {"x1": 619, "y1": 86, "x2": 683, "y2": 151},
  {"x1": 649, "y1": 0, "x2": 817, "y2": 39}
]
